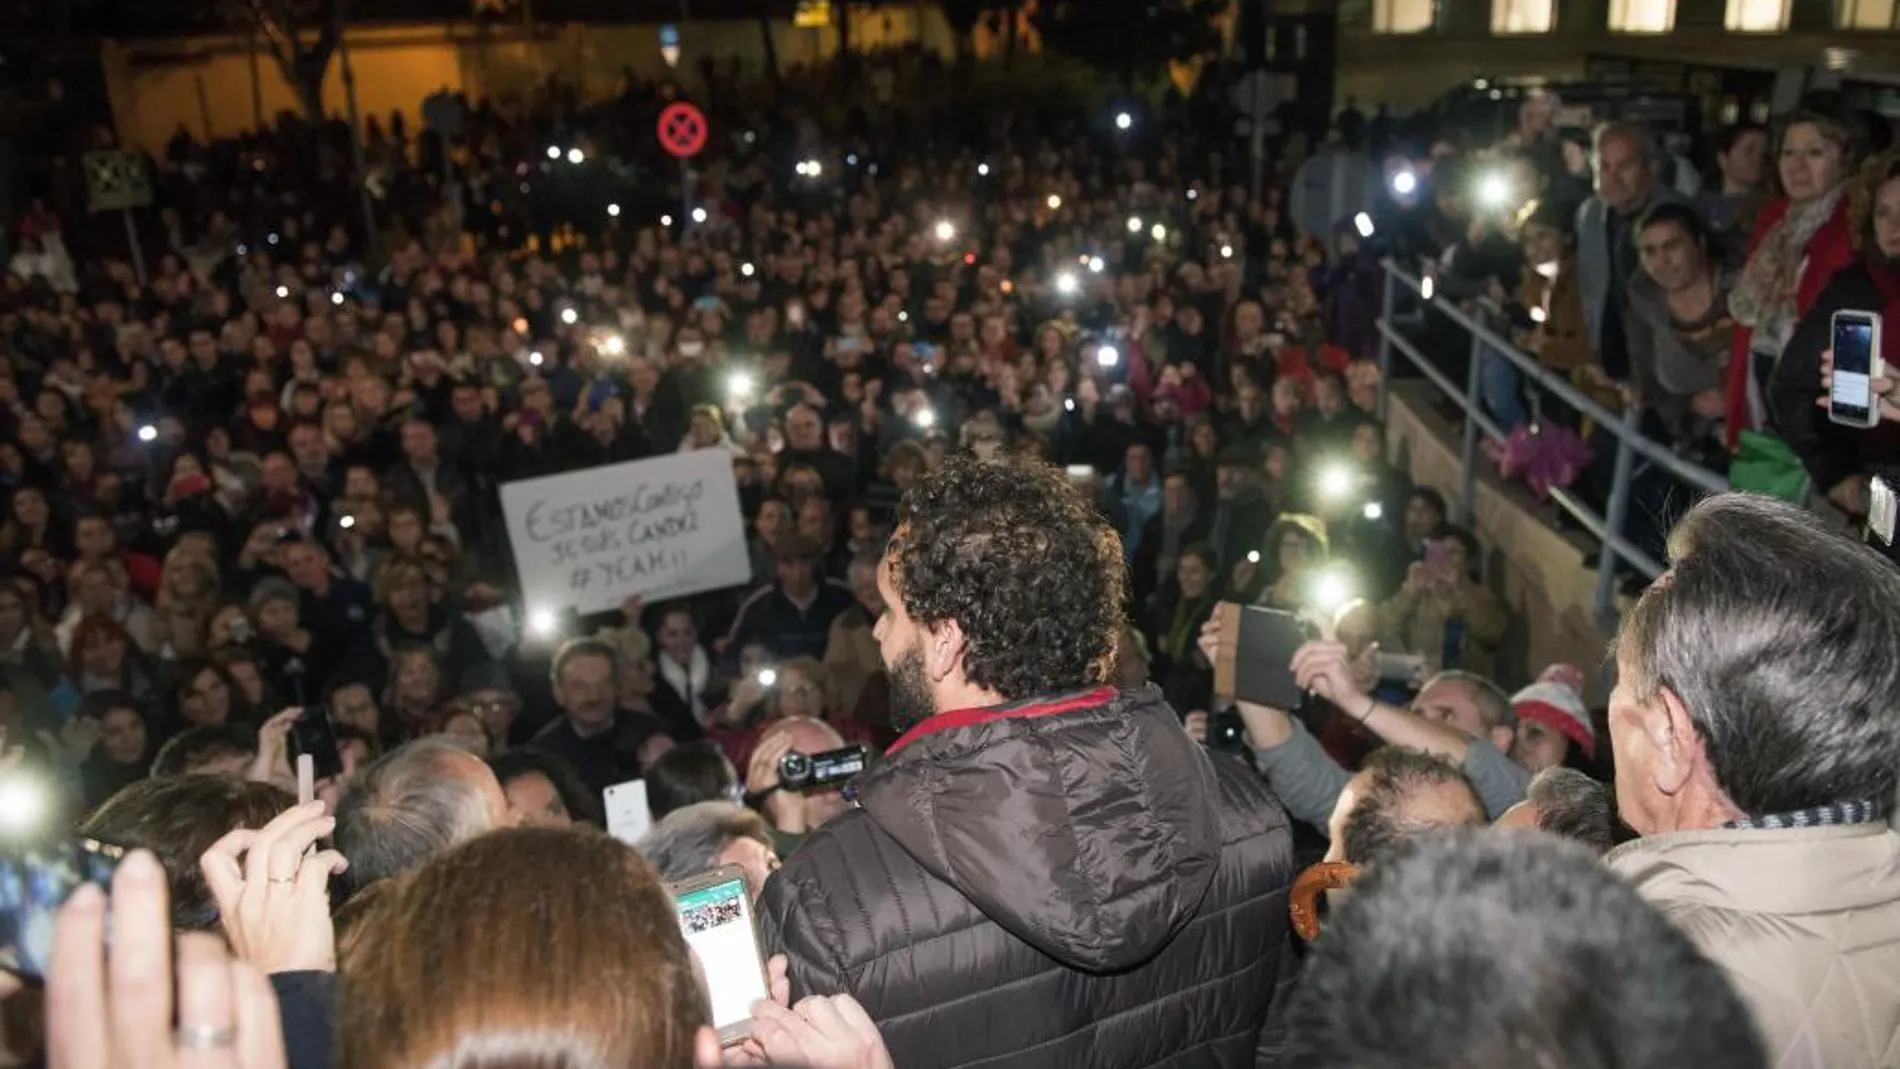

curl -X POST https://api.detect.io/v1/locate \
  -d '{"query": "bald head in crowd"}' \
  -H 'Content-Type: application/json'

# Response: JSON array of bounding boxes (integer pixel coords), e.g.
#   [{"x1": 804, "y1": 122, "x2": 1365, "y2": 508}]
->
[{"x1": 334, "y1": 737, "x2": 515, "y2": 890}]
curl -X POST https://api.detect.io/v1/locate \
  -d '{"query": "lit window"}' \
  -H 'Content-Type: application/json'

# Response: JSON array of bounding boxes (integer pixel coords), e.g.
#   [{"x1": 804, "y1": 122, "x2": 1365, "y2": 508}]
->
[
  {"x1": 1609, "y1": 0, "x2": 1676, "y2": 31},
  {"x1": 1837, "y1": 0, "x2": 1896, "y2": 27},
  {"x1": 1493, "y1": 0, "x2": 1556, "y2": 32},
  {"x1": 1374, "y1": 0, "x2": 1436, "y2": 33},
  {"x1": 1725, "y1": 0, "x2": 1789, "y2": 30}
]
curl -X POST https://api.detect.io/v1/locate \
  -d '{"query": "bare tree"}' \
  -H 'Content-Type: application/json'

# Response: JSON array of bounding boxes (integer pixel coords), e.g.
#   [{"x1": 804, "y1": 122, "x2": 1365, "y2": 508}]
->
[{"x1": 236, "y1": 0, "x2": 345, "y2": 123}]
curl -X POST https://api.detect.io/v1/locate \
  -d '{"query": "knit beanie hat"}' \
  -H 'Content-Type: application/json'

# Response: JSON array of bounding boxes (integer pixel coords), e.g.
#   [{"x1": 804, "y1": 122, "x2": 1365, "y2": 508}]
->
[{"x1": 1512, "y1": 672, "x2": 1595, "y2": 759}]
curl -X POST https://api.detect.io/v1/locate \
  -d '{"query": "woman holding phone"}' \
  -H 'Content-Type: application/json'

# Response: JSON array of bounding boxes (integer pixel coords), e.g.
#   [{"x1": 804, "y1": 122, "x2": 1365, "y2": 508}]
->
[{"x1": 1774, "y1": 149, "x2": 1900, "y2": 515}]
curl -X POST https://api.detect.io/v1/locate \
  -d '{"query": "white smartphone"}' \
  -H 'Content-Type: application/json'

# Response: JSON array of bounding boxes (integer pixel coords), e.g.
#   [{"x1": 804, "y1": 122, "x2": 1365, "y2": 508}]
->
[
  {"x1": 602, "y1": 779, "x2": 653, "y2": 845},
  {"x1": 670, "y1": 864, "x2": 769, "y2": 1045},
  {"x1": 1829, "y1": 310, "x2": 1883, "y2": 429},
  {"x1": 1870, "y1": 476, "x2": 1897, "y2": 547}
]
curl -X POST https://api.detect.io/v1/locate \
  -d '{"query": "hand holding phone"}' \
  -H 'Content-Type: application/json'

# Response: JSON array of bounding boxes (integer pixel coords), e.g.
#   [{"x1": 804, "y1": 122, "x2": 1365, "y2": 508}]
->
[
  {"x1": 671, "y1": 865, "x2": 769, "y2": 1045},
  {"x1": 1827, "y1": 310, "x2": 1884, "y2": 429},
  {"x1": 1211, "y1": 604, "x2": 1318, "y2": 710},
  {"x1": 1, "y1": 836, "x2": 124, "y2": 982}
]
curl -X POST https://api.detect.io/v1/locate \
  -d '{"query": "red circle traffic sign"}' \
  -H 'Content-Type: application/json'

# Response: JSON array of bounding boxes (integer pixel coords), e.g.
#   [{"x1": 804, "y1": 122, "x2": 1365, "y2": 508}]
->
[{"x1": 657, "y1": 103, "x2": 708, "y2": 159}]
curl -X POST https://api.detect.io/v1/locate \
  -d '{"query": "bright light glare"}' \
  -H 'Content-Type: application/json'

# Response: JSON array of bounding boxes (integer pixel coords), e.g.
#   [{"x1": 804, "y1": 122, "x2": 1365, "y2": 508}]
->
[
  {"x1": 1530, "y1": 306, "x2": 1549, "y2": 324},
  {"x1": 1353, "y1": 212, "x2": 1375, "y2": 238},
  {"x1": 692, "y1": 207, "x2": 708, "y2": 224},
  {"x1": 137, "y1": 424, "x2": 157, "y2": 443},
  {"x1": 1046, "y1": 194, "x2": 1062, "y2": 210},
  {"x1": 1055, "y1": 271, "x2": 1080, "y2": 296},
  {"x1": 0, "y1": 774, "x2": 46, "y2": 836},
  {"x1": 560, "y1": 308, "x2": 579, "y2": 325},
  {"x1": 977, "y1": 162, "x2": 990, "y2": 177},
  {"x1": 741, "y1": 262, "x2": 756, "y2": 277},
  {"x1": 1421, "y1": 275, "x2": 1436, "y2": 301},
  {"x1": 802, "y1": 158, "x2": 823, "y2": 177},
  {"x1": 758, "y1": 669, "x2": 778, "y2": 687},
  {"x1": 1115, "y1": 112, "x2": 1133, "y2": 130},
  {"x1": 1363, "y1": 501, "x2": 1385, "y2": 521},
  {"x1": 339, "y1": 514, "x2": 357, "y2": 530},
  {"x1": 529, "y1": 351, "x2": 545, "y2": 367},
  {"x1": 529, "y1": 609, "x2": 557, "y2": 637},
  {"x1": 1096, "y1": 345, "x2": 1120, "y2": 369},
  {"x1": 1150, "y1": 222, "x2": 1167, "y2": 241},
  {"x1": 1317, "y1": 463, "x2": 1356, "y2": 500},
  {"x1": 1220, "y1": 244, "x2": 1235, "y2": 259},
  {"x1": 912, "y1": 407, "x2": 937, "y2": 429},
  {"x1": 274, "y1": 285, "x2": 289, "y2": 299},
  {"x1": 1310, "y1": 568, "x2": 1355, "y2": 614},
  {"x1": 1064, "y1": 398, "x2": 1076, "y2": 412},
  {"x1": 601, "y1": 333, "x2": 626, "y2": 356},
  {"x1": 1186, "y1": 188, "x2": 1199, "y2": 201},
  {"x1": 566, "y1": 147, "x2": 584, "y2": 164},
  {"x1": 934, "y1": 220, "x2": 956, "y2": 243},
  {"x1": 1088, "y1": 256, "x2": 1106, "y2": 274},
  {"x1": 661, "y1": 214, "x2": 675, "y2": 227},
  {"x1": 1477, "y1": 171, "x2": 1512, "y2": 209},
  {"x1": 546, "y1": 145, "x2": 561, "y2": 160},
  {"x1": 1391, "y1": 169, "x2": 1418, "y2": 196},
  {"x1": 728, "y1": 371, "x2": 755, "y2": 399},
  {"x1": 607, "y1": 203, "x2": 621, "y2": 217},
  {"x1": 330, "y1": 291, "x2": 345, "y2": 306},
  {"x1": 1126, "y1": 216, "x2": 1143, "y2": 234},
  {"x1": 795, "y1": 161, "x2": 810, "y2": 176},
  {"x1": 1247, "y1": 550, "x2": 1262, "y2": 564}
]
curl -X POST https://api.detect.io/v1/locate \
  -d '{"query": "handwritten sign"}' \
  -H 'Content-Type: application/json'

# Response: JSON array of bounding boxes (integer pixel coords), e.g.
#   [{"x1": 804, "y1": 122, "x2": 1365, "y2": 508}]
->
[{"x1": 499, "y1": 449, "x2": 751, "y2": 616}]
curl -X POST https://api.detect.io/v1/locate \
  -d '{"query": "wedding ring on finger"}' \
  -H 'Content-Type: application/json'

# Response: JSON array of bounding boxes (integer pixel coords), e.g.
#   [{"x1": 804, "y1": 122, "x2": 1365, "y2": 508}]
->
[{"x1": 174, "y1": 1023, "x2": 238, "y2": 1050}]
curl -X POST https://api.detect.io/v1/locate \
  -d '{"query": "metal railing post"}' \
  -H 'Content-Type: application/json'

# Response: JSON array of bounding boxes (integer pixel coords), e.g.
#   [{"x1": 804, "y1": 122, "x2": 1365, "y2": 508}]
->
[
  {"x1": 1592, "y1": 407, "x2": 1643, "y2": 625},
  {"x1": 1459, "y1": 328, "x2": 1485, "y2": 524},
  {"x1": 1376, "y1": 266, "x2": 1396, "y2": 423}
]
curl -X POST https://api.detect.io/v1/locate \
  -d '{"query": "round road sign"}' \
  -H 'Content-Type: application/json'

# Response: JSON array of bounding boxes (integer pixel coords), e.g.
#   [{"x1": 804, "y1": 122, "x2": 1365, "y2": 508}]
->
[{"x1": 658, "y1": 103, "x2": 709, "y2": 159}]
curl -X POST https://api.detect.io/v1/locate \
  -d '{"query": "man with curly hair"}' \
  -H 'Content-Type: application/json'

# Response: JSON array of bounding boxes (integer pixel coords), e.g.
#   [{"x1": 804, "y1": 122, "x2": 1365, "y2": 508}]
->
[{"x1": 757, "y1": 456, "x2": 1298, "y2": 1069}]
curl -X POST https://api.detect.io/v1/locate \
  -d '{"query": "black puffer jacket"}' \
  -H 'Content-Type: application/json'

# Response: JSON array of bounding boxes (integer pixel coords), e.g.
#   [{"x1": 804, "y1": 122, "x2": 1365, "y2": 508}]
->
[{"x1": 757, "y1": 685, "x2": 1298, "y2": 1069}]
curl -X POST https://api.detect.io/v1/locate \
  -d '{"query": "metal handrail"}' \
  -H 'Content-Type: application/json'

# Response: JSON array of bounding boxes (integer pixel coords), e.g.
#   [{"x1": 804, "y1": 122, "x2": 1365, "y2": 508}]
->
[{"x1": 1373, "y1": 259, "x2": 1721, "y2": 627}]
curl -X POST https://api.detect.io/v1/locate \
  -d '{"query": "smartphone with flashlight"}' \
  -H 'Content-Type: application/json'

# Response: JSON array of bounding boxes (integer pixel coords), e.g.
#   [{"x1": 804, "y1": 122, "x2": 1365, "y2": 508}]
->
[
  {"x1": 1829, "y1": 310, "x2": 1883, "y2": 429},
  {"x1": 670, "y1": 865, "x2": 769, "y2": 1045},
  {"x1": 0, "y1": 835, "x2": 125, "y2": 983}
]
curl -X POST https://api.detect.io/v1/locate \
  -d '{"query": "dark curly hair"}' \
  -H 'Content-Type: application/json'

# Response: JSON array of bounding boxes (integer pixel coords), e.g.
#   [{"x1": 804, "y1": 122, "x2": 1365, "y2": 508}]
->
[{"x1": 891, "y1": 456, "x2": 1125, "y2": 700}]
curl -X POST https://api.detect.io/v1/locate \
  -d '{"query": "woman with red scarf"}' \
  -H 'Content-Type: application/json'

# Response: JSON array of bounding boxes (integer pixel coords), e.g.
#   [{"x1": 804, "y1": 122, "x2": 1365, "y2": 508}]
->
[
  {"x1": 1770, "y1": 150, "x2": 1900, "y2": 516},
  {"x1": 1726, "y1": 112, "x2": 1866, "y2": 472}
]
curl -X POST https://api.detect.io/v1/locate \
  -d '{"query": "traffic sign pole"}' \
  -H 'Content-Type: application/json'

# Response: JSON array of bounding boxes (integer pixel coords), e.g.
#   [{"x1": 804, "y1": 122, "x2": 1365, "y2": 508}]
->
[{"x1": 656, "y1": 102, "x2": 709, "y2": 231}]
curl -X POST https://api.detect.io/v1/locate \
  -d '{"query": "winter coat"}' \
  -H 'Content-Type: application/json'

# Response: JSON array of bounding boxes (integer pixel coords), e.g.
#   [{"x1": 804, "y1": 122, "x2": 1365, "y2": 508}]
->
[{"x1": 757, "y1": 685, "x2": 1299, "y2": 1069}]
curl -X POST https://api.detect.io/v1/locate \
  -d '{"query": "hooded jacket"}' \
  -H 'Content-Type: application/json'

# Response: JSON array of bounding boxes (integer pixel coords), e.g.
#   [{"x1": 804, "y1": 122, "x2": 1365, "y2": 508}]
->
[
  {"x1": 1607, "y1": 822, "x2": 1900, "y2": 1069},
  {"x1": 757, "y1": 685, "x2": 1297, "y2": 1069}
]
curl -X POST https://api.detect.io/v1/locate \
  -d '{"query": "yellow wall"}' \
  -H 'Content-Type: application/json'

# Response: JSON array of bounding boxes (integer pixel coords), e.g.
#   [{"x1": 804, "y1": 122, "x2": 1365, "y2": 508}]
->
[{"x1": 102, "y1": 5, "x2": 969, "y2": 155}]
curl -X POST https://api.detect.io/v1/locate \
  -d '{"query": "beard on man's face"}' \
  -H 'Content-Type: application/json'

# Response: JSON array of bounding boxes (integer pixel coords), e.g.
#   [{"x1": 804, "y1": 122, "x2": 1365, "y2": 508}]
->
[{"x1": 886, "y1": 641, "x2": 936, "y2": 735}]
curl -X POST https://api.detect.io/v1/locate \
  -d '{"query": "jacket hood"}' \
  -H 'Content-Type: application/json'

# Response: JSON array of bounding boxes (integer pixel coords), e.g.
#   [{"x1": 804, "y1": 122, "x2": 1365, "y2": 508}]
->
[{"x1": 856, "y1": 685, "x2": 1222, "y2": 972}]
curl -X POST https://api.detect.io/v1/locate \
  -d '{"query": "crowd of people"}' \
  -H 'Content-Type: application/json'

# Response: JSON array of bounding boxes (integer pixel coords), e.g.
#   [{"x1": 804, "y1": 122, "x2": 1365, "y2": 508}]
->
[{"x1": 0, "y1": 41, "x2": 1896, "y2": 1069}]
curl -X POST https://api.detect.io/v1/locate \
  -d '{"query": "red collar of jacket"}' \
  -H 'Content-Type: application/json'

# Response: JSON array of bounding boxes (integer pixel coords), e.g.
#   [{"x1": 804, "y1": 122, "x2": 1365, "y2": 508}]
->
[
  {"x1": 885, "y1": 686, "x2": 1118, "y2": 756},
  {"x1": 1724, "y1": 196, "x2": 1856, "y2": 448}
]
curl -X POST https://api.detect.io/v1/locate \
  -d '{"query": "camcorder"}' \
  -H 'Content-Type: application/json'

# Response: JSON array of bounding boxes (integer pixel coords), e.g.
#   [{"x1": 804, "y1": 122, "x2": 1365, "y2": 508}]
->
[{"x1": 778, "y1": 743, "x2": 869, "y2": 791}]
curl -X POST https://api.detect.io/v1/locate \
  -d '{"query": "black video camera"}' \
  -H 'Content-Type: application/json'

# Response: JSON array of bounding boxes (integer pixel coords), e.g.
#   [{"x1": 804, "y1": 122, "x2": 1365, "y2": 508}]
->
[{"x1": 778, "y1": 743, "x2": 869, "y2": 791}]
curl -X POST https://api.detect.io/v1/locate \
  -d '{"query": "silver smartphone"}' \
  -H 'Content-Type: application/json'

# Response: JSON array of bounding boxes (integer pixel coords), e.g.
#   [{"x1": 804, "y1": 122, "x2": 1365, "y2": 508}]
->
[
  {"x1": 670, "y1": 864, "x2": 769, "y2": 1045},
  {"x1": 1829, "y1": 310, "x2": 1883, "y2": 429}
]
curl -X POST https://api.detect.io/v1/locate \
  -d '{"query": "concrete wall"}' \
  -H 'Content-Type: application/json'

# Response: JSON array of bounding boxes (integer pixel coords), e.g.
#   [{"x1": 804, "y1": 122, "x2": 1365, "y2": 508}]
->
[
  {"x1": 1382, "y1": 379, "x2": 1613, "y2": 703},
  {"x1": 101, "y1": 4, "x2": 974, "y2": 155}
]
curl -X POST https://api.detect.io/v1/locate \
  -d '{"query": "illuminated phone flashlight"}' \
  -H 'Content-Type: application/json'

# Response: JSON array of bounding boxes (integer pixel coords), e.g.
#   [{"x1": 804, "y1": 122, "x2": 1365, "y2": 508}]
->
[
  {"x1": 1530, "y1": 306, "x2": 1549, "y2": 324},
  {"x1": 0, "y1": 770, "x2": 47, "y2": 836},
  {"x1": 727, "y1": 370, "x2": 755, "y2": 401},
  {"x1": 601, "y1": 333, "x2": 627, "y2": 357},
  {"x1": 275, "y1": 285, "x2": 290, "y2": 299},
  {"x1": 560, "y1": 307, "x2": 579, "y2": 326},
  {"x1": 1096, "y1": 344, "x2": 1121, "y2": 369},
  {"x1": 795, "y1": 161, "x2": 810, "y2": 176},
  {"x1": 1126, "y1": 216, "x2": 1143, "y2": 235},
  {"x1": 977, "y1": 162, "x2": 990, "y2": 177},
  {"x1": 1390, "y1": 168, "x2": 1418, "y2": 196},
  {"x1": 1047, "y1": 194, "x2": 1063, "y2": 210},
  {"x1": 1310, "y1": 566, "x2": 1355, "y2": 615},
  {"x1": 1363, "y1": 501, "x2": 1385, "y2": 521},
  {"x1": 607, "y1": 203, "x2": 621, "y2": 217},
  {"x1": 934, "y1": 220, "x2": 956, "y2": 243},
  {"x1": 137, "y1": 424, "x2": 158, "y2": 444},
  {"x1": 897, "y1": 310, "x2": 910, "y2": 322},
  {"x1": 846, "y1": 153, "x2": 859, "y2": 166},
  {"x1": 529, "y1": 350, "x2": 545, "y2": 367},
  {"x1": 1317, "y1": 462, "x2": 1357, "y2": 500},
  {"x1": 1353, "y1": 212, "x2": 1375, "y2": 239},
  {"x1": 1247, "y1": 550, "x2": 1262, "y2": 564},
  {"x1": 1115, "y1": 112, "x2": 1134, "y2": 131},
  {"x1": 1064, "y1": 398, "x2": 1076, "y2": 412},
  {"x1": 692, "y1": 207, "x2": 708, "y2": 224},
  {"x1": 757, "y1": 668, "x2": 778, "y2": 687},
  {"x1": 1088, "y1": 256, "x2": 1106, "y2": 274},
  {"x1": 339, "y1": 513, "x2": 357, "y2": 530},
  {"x1": 1476, "y1": 170, "x2": 1512, "y2": 210},
  {"x1": 1421, "y1": 275, "x2": 1436, "y2": 301},
  {"x1": 741, "y1": 262, "x2": 756, "y2": 278},
  {"x1": 528, "y1": 609, "x2": 558, "y2": 637},
  {"x1": 1221, "y1": 244, "x2": 1235, "y2": 259},
  {"x1": 802, "y1": 158, "x2": 823, "y2": 178},
  {"x1": 1056, "y1": 271, "x2": 1080, "y2": 296},
  {"x1": 267, "y1": 231, "x2": 281, "y2": 246},
  {"x1": 1186, "y1": 188, "x2": 1200, "y2": 201},
  {"x1": 330, "y1": 291, "x2": 346, "y2": 306},
  {"x1": 1535, "y1": 259, "x2": 1561, "y2": 281},
  {"x1": 566, "y1": 147, "x2": 585, "y2": 165},
  {"x1": 1150, "y1": 222, "x2": 1167, "y2": 241},
  {"x1": 546, "y1": 145, "x2": 561, "y2": 160},
  {"x1": 912, "y1": 407, "x2": 937, "y2": 429}
]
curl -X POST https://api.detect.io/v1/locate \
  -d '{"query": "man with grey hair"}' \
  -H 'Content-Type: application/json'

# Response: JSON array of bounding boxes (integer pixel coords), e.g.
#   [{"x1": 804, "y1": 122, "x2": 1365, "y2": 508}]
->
[
  {"x1": 1494, "y1": 766, "x2": 1618, "y2": 855},
  {"x1": 1605, "y1": 493, "x2": 1900, "y2": 1068},
  {"x1": 1577, "y1": 120, "x2": 1692, "y2": 384},
  {"x1": 333, "y1": 737, "x2": 514, "y2": 891},
  {"x1": 639, "y1": 801, "x2": 780, "y2": 901}
]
